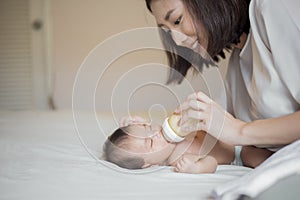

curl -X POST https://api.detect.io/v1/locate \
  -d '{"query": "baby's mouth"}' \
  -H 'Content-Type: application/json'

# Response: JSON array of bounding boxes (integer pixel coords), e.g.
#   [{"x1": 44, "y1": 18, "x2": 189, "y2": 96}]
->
[{"x1": 159, "y1": 130, "x2": 174, "y2": 144}]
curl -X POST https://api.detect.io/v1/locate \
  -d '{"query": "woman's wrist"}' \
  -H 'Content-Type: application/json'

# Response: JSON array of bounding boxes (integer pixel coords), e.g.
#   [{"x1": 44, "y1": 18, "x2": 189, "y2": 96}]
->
[
  {"x1": 232, "y1": 118, "x2": 248, "y2": 146},
  {"x1": 219, "y1": 111, "x2": 248, "y2": 146}
]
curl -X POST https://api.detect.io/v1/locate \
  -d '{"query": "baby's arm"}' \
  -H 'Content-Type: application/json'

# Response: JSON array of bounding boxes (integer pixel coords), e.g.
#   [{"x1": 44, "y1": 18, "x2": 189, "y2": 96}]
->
[{"x1": 174, "y1": 154, "x2": 217, "y2": 174}]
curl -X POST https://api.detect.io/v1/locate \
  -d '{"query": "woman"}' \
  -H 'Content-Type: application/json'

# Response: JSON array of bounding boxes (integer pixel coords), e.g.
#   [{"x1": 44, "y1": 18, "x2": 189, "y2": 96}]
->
[{"x1": 145, "y1": 0, "x2": 300, "y2": 166}]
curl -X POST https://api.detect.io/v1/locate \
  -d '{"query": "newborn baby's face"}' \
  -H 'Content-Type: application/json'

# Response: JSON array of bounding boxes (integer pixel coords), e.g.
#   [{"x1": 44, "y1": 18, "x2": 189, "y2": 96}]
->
[
  {"x1": 126, "y1": 123, "x2": 169, "y2": 150},
  {"x1": 125, "y1": 124, "x2": 176, "y2": 166}
]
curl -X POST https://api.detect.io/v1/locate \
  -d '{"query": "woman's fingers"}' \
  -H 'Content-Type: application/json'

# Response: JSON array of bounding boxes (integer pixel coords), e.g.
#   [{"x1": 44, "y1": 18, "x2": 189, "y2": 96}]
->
[
  {"x1": 186, "y1": 91, "x2": 212, "y2": 103},
  {"x1": 174, "y1": 91, "x2": 243, "y2": 145},
  {"x1": 119, "y1": 116, "x2": 129, "y2": 127},
  {"x1": 173, "y1": 92, "x2": 215, "y2": 134},
  {"x1": 175, "y1": 99, "x2": 207, "y2": 114},
  {"x1": 119, "y1": 116, "x2": 148, "y2": 127},
  {"x1": 196, "y1": 91, "x2": 212, "y2": 104},
  {"x1": 175, "y1": 91, "x2": 211, "y2": 113},
  {"x1": 180, "y1": 121, "x2": 204, "y2": 133},
  {"x1": 180, "y1": 109, "x2": 204, "y2": 125}
]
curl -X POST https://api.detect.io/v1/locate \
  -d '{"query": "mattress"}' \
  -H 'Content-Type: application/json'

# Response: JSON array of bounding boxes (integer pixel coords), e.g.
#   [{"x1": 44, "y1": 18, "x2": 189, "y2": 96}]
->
[{"x1": 0, "y1": 110, "x2": 251, "y2": 200}]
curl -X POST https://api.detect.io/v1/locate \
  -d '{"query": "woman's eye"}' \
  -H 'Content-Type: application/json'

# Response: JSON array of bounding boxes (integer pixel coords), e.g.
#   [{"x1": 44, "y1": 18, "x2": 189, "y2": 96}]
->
[{"x1": 174, "y1": 16, "x2": 182, "y2": 25}]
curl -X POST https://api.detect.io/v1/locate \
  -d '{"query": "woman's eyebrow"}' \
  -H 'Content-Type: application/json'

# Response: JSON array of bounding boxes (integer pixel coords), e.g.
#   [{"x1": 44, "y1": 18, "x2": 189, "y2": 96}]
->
[
  {"x1": 165, "y1": 9, "x2": 175, "y2": 21},
  {"x1": 158, "y1": 9, "x2": 175, "y2": 27}
]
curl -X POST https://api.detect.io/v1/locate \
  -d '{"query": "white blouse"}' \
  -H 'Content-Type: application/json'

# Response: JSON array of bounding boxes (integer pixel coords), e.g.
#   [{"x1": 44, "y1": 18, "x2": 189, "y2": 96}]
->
[{"x1": 226, "y1": 0, "x2": 300, "y2": 122}]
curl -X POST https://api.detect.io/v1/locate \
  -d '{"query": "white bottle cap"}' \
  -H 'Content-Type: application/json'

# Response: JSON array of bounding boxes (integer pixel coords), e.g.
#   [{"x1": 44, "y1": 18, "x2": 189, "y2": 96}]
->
[{"x1": 162, "y1": 118, "x2": 185, "y2": 143}]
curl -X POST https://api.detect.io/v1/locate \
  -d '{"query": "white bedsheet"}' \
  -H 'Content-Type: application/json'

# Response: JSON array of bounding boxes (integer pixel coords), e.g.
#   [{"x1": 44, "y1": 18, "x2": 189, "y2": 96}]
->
[
  {"x1": 213, "y1": 139, "x2": 300, "y2": 199},
  {"x1": 0, "y1": 111, "x2": 251, "y2": 200}
]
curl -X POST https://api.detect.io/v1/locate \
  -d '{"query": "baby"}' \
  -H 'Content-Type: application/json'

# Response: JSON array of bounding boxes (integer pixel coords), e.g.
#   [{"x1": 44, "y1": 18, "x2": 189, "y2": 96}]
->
[
  {"x1": 103, "y1": 118, "x2": 272, "y2": 173},
  {"x1": 102, "y1": 116, "x2": 273, "y2": 173}
]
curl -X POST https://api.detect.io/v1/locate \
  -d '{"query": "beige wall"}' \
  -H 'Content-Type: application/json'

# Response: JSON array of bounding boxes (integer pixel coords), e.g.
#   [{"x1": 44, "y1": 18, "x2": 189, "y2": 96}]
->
[{"x1": 50, "y1": 0, "x2": 228, "y2": 114}]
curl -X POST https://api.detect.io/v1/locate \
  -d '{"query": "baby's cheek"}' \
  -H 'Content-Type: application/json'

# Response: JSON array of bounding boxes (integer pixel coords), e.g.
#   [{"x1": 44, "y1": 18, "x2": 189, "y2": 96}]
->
[{"x1": 154, "y1": 142, "x2": 167, "y2": 152}]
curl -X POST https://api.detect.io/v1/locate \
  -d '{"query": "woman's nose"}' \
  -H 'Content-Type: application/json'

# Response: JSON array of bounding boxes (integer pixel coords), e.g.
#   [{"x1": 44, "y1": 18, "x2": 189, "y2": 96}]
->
[{"x1": 170, "y1": 30, "x2": 188, "y2": 46}]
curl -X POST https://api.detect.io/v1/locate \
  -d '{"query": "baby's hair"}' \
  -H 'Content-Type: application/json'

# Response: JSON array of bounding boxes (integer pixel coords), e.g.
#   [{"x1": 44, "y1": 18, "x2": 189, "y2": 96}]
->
[{"x1": 102, "y1": 126, "x2": 145, "y2": 169}]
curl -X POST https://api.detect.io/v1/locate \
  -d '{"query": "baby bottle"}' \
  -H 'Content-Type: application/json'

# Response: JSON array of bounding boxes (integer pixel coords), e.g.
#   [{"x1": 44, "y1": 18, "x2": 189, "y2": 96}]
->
[{"x1": 162, "y1": 113, "x2": 196, "y2": 143}]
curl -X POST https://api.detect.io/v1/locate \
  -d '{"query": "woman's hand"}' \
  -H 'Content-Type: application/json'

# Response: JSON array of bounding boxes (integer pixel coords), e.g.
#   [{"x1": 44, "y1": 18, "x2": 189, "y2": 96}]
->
[
  {"x1": 175, "y1": 91, "x2": 245, "y2": 145},
  {"x1": 119, "y1": 115, "x2": 149, "y2": 127}
]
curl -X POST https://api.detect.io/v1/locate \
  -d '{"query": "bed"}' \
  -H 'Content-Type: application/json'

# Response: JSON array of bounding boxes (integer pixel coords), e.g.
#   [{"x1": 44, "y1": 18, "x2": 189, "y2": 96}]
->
[{"x1": 0, "y1": 110, "x2": 299, "y2": 200}]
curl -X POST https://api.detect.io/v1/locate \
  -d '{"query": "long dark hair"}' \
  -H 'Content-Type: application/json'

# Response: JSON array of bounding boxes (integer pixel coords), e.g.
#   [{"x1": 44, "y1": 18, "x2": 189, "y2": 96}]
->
[{"x1": 145, "y1": 0, "x2": 251, "y2": 84}]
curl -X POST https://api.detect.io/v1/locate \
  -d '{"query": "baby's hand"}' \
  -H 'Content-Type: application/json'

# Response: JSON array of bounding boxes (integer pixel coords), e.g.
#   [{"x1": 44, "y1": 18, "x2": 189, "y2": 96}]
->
[
  {"x1": 174, "y1": 154, "x2": 202, "y2": 174},
  {"x1": 119, "y1": 115, "x2": 148, "y2": 127},
  {"x1": 174, "y1": 154, "x2": 217, "y2": 174}
]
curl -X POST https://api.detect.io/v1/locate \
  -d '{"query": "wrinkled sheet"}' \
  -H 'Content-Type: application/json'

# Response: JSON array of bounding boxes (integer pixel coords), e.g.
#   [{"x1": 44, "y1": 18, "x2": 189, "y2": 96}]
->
[{"x1": 213, "y1": 139, "x2": 300, "y2": 199}]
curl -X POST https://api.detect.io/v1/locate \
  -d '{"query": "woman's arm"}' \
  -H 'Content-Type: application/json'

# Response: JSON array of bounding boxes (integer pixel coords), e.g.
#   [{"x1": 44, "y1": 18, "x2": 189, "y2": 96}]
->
[
  {"x1": 176, "y1": 92, "x2": 300, "y2": 146},
  {"x1": 239, "y1": 111, "x2": 300, "y2": 146}
]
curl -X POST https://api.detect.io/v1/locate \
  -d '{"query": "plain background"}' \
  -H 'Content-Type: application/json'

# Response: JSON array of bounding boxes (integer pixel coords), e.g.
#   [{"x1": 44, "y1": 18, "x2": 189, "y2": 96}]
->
[{"x1": 50, "y1": 0, "x2": 229, "y2": 114}]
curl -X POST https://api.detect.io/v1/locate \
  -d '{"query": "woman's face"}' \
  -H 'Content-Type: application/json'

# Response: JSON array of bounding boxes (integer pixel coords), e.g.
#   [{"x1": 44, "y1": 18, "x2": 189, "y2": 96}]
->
[
  {"x1": 150, "y1": 0, "x2": 208, "y2": 51},
  {"x1": 126, "y1": 124, "x2": 176, "y2": 167}
]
